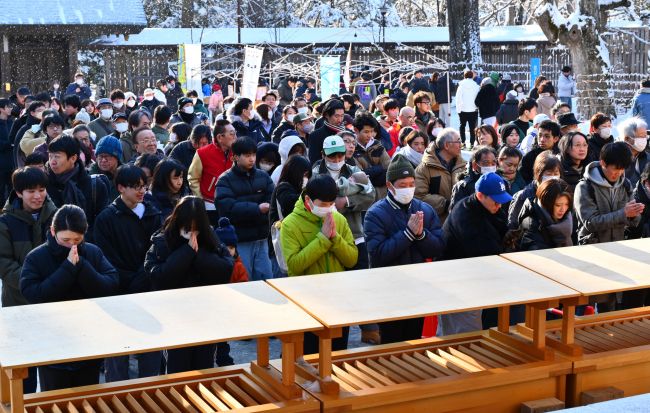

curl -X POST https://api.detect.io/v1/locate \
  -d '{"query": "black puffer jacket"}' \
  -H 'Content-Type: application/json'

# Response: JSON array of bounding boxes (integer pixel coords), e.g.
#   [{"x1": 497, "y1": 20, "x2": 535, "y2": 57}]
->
[
  {"x1": 442, "y1": 194, "x2": 508, "y2": 260},
  {"x1": 518, "y1": 198, "x2": 573, "y2": 251},
  {"x1": 496, "y1": 98, "x2": 519, "y2": 126},
  {"x1": 215, "y1": 165, "x2": 274, "y2": 242},
  {"x1": 145, "y1": 232, "x2": 233, "y2": 291},
  {"x1": 449, "y1": 168, "x2": 481, "y2": 211},
  {"x1": 20, "y1": 233, "x2": 119, "y2": 304},
  {"x1": 93, "y1": 198, "x2": 162, "y2": 294},
  {"x1": 475, "y1": 84, "x2": 501, "y2": 119}
]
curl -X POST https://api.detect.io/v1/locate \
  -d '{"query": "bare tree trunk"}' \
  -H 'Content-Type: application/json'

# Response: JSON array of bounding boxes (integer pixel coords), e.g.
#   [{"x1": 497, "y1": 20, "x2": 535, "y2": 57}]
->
[
  {"x1": 447, "y1": 0, "x2": 482, "y2": 70},
  {"x1": 535, "y1": 0, "x2": 631, "y2": 118},
  {"x1": 181, "y1": 0, "x2": 193, "y2": 27}
]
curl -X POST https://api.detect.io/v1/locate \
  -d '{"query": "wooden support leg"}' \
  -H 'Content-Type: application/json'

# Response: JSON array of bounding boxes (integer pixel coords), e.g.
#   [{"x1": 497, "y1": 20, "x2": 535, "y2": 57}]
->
[
  {"x1": 497, "y1": 305, "x2": 510, "y2": 333},
  {"x1": 0, "y1": 367, "x2": 9, "y2": 405},
  {"x1": 281, "y1": 340, "x2": 295, "y2": 386},
  {"x1": 250, "y1": 334, "x2": 301, "y2": 400},
  {"x1": 318, "y1": 337, "x2": 332, "y2": 378},
  {"x1": 532, "y1": 307, "x2": 546, "y2": 350},
  {"x1": 6, "y1": 368, "x2": 27, "y2": 413},
  {"x1": 256, "y1": 337, "x2": 269, "y2": 367},
  {"x1": 525, "y1": 305, "x2": 534, "y2": 328},
  {"x1": 294, "y1": 334, "x2": 304, "y2": 361},
  {"x1": 561, "y1": 305, "x2": 575, "y2": 346}
]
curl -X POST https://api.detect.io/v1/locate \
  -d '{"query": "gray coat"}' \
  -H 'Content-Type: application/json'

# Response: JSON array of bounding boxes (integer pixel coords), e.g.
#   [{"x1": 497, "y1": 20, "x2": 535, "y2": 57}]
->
[{"x1": 574, "y1": 161, "x2": 640, "y2": 244}]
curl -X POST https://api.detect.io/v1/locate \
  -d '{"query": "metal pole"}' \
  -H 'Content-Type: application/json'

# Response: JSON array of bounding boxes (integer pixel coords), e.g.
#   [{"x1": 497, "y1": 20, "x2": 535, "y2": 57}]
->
[{"x1": 237, "y1": 0, "x2": 242, "y2": 44}]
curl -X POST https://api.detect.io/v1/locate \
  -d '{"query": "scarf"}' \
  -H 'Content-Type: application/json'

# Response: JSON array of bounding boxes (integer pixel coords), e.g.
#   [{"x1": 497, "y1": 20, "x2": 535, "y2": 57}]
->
[
  {"x1": 324, "y1": 120, "x2": 346, "y2": 133},
  {"x1": 399, "y1": 145, "x2": 423, "y2": 167},
  {"x1": 535, "y1": 200, "x2": 573, "y2": 247},
  {"x1": 178, "y1": 110, "x2": 196, "y2": 124},
  {"x1": 49, "y1": 163, "x2": 88, "y2": 210}
]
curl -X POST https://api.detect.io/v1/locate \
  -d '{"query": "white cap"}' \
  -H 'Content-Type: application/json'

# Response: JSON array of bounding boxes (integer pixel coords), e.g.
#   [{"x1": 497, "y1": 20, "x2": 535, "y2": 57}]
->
[{"x1": 533, "y1": 114, "x2": 550, "y2": 126}]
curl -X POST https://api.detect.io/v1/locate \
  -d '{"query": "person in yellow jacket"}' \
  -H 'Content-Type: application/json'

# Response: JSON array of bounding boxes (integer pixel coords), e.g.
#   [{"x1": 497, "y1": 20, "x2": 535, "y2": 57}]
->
[{"x1": 280, "y1": 174, "x2": 358, "y2": 354}]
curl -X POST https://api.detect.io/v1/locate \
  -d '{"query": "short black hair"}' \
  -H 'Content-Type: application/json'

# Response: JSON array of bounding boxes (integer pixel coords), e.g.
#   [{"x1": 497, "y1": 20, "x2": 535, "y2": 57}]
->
[
  {"x1": 233, "y1": 98, "x2": 252, "y2": 116},
  {"x1": 128, "y1": 110, "x2": 151, "y2": 130},
  {"x1": 52, "y1": 205, "x2": 87, "y2": 235},
  {"x1": 153, "y1": 105, "x2": 172, "y2": 125},
  {"x1": 322, "y1": 99, "x2": 344, "y2": 117},
  {"x1": 24, "y1": 152, "x2": 47, "y2": 166},
  {"x1": 134, "y1": 153, "x2": 163, "y2": 173},
  {"x1": 518, "y1": 98, "x2": 538, "y2": 116},
  {"x1": 27, "y1": 101, "x2": 46, "y2": 114},
  {"x1": 42, "y1": 114, "x2": 65, "y2": 130},
  {"x1": 48, "y1": 134, "x2": 80, "y2": 159},
  {"x1": 190, "y1": 124, "x2": 212, "y2": 145},
  {"x1": 12, "y1": 167, "x2": 48, "y2": 193},
  {"x1": 498, "y1": 145, "x2": 523, "y2": 160},
  {"x1": 641, "y1": 78, "x2": 650, "y2": 88},
  {"x1": 34, "y1": 92, "x2": 51, "y2": 104},
  {"x1": 0, "y1": 98, "x2": 11, "y2": 109},
  {"x1": 303, "y1": 174, "x2": 337, "y2": 203},
  {"x1": 110, "y1": 89, "x2": 126, "y2": 100},
  {"x1": 186, "y1": 89, "x2": 199, "y2": 98},
  {"x1": 170, "y1": 122, "x2": 193, "y2": 142},
  {"x1": 213, "y1": 119, "x2": 231, "y2": 139},
  {"x1": 538, "y1": 120, "x2": 561, "y2": 138},
  {"x1": 352, "y1": 112, "x2": 380, "y2": 132},
  {"x1": 383, "y1": 98, "x2": 399, "y2": 112},
  {"x1": 152, "y1": 159, "x2": 186, "y2": 194},
  {"x1": 63, "y1": 94, "x2": 81, "y2": 109},
  {"x1": 600, "y1": 141, "x2": 632, "y2": 169},
  {"x1": 232, "y1": 137, "x2": 257, "y2": 156},
  {"x1": 115, "y1": 164, "x2": 148, "y2": 188}
]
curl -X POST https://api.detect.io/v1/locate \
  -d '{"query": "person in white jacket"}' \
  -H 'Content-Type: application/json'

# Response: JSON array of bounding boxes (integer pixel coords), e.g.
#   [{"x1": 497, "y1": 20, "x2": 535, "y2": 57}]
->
[
  {"x1": 455, "y1": 70, "x2": 481, "y2": 148},
  {"x1": 557, "y1": 66, "x2": 576, "y2": 110},
  {"x1": 270, "y1": 133, "x2": 307, "y2": 184}
]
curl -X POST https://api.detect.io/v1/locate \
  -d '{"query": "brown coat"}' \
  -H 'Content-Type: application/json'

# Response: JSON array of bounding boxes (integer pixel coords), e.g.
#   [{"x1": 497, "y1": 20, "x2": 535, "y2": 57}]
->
[
  {"x1": 353, "y1": 140, "x2": 391, "y2": 200},
  {"x1": 415, "y1": 146, "x2": 467, "y2": 223}
]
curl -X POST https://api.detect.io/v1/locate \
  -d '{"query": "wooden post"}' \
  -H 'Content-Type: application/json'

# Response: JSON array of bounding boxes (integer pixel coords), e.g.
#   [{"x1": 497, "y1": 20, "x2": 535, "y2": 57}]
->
[
  {"x1": 0, "y1": 367, "x2": 9, "y2": 404},
  {"x1": 256, "y1": 337, "x2": 269, "y2": 367},
  {"x1": 318, "y1": 337, "x2": 332, "y2": 378},
  {"x1": 561, "y1": 304, "x2": 576, "y2": 345},
  {"x1": 497, "y1": 305, "x2": 510, "y2": 333},
  {"x1": 281, "y1": 340, "x2": 295, "y2": 386},
  {"x1": 532, "y1": 307, "x2": 546, "y2": 350},
  {"x1": 6, "y1": 368, "x2": 27, "y2": 413}
]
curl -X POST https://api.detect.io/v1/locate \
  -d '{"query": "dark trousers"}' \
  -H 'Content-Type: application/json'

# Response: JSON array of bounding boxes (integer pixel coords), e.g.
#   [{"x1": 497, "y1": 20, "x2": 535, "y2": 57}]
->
[
  {"x1": 459, "y1": 111, "x2": 478, "y2": 145},
  {"x1": 0, "y1": 170, "x2": 11, "y2": 207},
  {"x1": 379, "y1": 317, "x2": 424, "y2": 345},
  {"x1": 619, "y1": 288, "x2": 650, "y2": 310},
  {"x1": 351, "y1": 242, "x2": 369, "y2": 271},
  {"x1": 481, "y1": 305, "x2": 526, "y2": 330},
  {"x1": 24, "y1": 366, "x2": 37, "y2": 394},
  {"x1": 216, "y1": 342, "x2": 234, "y2": 366},
  {"x1": 39, "y1": 364, "x2": 100, "y2": 392},
  {"x1": 304, "y1": 327, "x2": 350, "y2": 355},
  {"x1": 167, "y1": 344, "x2": 216, "y2": 374}
]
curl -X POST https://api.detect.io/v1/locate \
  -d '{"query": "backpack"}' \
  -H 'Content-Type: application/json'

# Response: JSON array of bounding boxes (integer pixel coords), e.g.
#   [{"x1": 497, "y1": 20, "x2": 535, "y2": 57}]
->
[{"x1": 271, "y1": 199, "x2": 288, "y2": 273}]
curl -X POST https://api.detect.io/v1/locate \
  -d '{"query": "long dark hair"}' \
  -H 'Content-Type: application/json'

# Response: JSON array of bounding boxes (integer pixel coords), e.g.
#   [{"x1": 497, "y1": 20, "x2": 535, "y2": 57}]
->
[
  {"x1": 163, "y1": 196, "x2": 220, "y2": 252},
  {"x1": 279, "y1": 155, "x2": 312, "y2": 191},
  {"x1": 152, "y1": 159, "x2": 186, "y2": 195}
]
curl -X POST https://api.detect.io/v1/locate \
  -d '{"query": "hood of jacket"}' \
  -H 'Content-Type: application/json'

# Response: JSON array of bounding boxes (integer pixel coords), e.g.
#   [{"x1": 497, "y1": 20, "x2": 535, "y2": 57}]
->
[
  {"x1": 291, "y1": 195, "x2": 322, "y2": 224},
  {"x1": 278, "y1": 135, "x2": 306, "y2": 163},
  {"x1": 2, "y1": 192, "x2": 57, "y2": 225},
  {"x1": 584, "y1": 161, "x2": 626, "y2": 189}
]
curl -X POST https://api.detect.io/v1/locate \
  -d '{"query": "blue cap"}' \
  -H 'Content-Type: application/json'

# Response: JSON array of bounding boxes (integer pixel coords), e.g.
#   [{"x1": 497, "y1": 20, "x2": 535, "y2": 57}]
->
[
  {"x1": 475, "y1": 173, "x2": 512, "y2": 204},
  {"x1": 97, "y1": 98, "x2": 112, "y2": 106}
]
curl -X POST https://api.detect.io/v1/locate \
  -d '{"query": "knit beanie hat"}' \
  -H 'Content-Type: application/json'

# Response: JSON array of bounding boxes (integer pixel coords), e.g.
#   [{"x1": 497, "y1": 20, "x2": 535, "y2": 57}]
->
[
  {"x1": 94, "y1": 135, "x2": 123, "y2": 160},
  {"x1": 75, "y1": 108, "x2": 91, "y2": 124},
  {"x1": 386, "y1": 154, "x2": 415, "y2": 183},
  {"x1": 216, "y1": 217, "x2": 238, "y2": 247}
]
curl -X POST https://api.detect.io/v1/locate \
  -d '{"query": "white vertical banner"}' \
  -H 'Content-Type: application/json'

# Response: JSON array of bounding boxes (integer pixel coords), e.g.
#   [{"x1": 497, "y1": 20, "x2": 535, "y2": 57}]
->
[
  {"x1": 183, "y1": 44, "x2": 203, "y2": 97},
  {"x1": 241, "y1": 46, "x2": 264, "y2": 101},
  {"x1": 320, "y1": 56, "x2": 341, "y2": 101},
  {"x1": 343, "y1": 43, "x2": 352, "y2": 89}
]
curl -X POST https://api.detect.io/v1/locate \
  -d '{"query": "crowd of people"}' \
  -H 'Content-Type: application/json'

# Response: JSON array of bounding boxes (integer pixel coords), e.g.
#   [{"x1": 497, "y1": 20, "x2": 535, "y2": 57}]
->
[{"x1": 0, "y1": 67, "x2": 649, "y2": 393}]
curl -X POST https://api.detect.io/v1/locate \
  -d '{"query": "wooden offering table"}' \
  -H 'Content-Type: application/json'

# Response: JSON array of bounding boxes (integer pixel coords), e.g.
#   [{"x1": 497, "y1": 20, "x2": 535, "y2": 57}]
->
[
  {"x1": 268, "y1": 256, "x2": 579, "y2": 413},
  {"x1": 503, "y1": 239, "x2": 650, "y2": 406},
  {"x1": 0, "y1": 281, "x2": 322, "y2": 413}
]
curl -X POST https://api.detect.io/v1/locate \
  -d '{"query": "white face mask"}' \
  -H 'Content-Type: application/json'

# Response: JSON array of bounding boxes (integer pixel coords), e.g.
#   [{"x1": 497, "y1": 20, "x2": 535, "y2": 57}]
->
[
  {"x1": 75, "y1": 78, "x2": 84, "y2": 86},
  {"x1": 183, "y1": 106, "x2": 194, "y2": 114},
  {"x1": 287, "y1": 114, "x2": 296, "y2": 123},
  {"x1": 431, "y1": 127, "x2": 443, "y2": 137},
  {"x1": 302, "y1": 176, "x2": 309, "y2": 189},
  {"x1": 267, "y1": 112, "x2": 273, "y2": 120},
  {"x1": 115, "y1": 122, "x2": 128, "y2": 133},
  {"x1": 391, "y1": 187, "x2": 415, "y2": 204},
  {"x1": 599, "y1": 127, "x2": 611, "y2": 139},
  {"x1": 179, "y1": 229, "x2": 192, "y2": 240},
  {"x1": 224, "y1": 103, "x2": 232, "y2": 111},
  {"x1": 297, "y1": 107, "x2": 309, "y2": 115},
  {"x1": 53, "y1": 84, "x2": 59, "y2": 90},
  {"x1": 481, "y1": 166, "x2": 497, "y2": 175},
  {"x1": 113, "y1": 101, "x2": 124, "y2": 109},
  {"x1": 144, "y1": 95, "x2": 154, "y2": 101},
  {"x1": 309, "y1": 199, "x2": 336, "y2": 218},
  {"x1": 191, "y1": 98, "x2": 198, "y2": 105},
  {"x1": 302, "y1": 123, "x2": 314, "y2": 134},
  {"x1": 326, "y1": 160, "x2": 345, "y2": 171},
  {"x1": 634, "y1": 137, "x2": 647, "y2": 152},
  {"x1": 542, "y1": 175, "x2": 560, "y2": 182},
  {"x1": 126, "y1": 99, "x2": 136, "y2": 108},
  {"x1": 169, "y1": 133, "x2": 177, "y2": 143},
  {"x1": 259, "y1": 162, "x2": 274, "y2": 172},
  {"x1": 31, "y1": 124, "x2": 41, "y2": 133},
  {"x1": 100, "y1": 108, "x2": 113, "y2": 120}
]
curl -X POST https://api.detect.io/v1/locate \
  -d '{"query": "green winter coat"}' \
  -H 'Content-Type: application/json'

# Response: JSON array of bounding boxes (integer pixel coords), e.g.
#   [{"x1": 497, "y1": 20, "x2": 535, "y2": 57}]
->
[
  {"x1": 0, "y1": 195, "x2": 57, "y2": 306},
  {"x1": 281, "y1": 197, "x2": 358, "y2": 276}
]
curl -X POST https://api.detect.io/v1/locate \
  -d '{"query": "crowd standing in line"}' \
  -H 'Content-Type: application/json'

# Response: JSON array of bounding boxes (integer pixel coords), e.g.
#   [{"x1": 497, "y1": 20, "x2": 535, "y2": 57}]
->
[{"x1": 0, "y1": 69, "x2": 649, "y2": 392}]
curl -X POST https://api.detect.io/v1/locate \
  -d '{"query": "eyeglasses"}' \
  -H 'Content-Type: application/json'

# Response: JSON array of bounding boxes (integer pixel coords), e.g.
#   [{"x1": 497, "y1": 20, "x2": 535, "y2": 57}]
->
[
  {"x1": 418, "y1": 101, "x2": 431, "y2": 105},
  {"x1": 138, "y1": 137, "x2": 157, "y2": 144},
  {"x1": 449, "y1": 140, "x2": 462, "y2": 145},
  {"x1": 128, "y1": 184, "x2": 147, "y2": 191}
]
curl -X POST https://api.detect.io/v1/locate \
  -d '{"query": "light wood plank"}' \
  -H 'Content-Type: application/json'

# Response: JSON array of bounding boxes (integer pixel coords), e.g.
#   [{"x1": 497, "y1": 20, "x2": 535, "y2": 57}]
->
[
  {"x1": 353, "y1": 360, "x2": 397, "y2": 385},
  {"x1": 183, "y1": 385, "x2": 215, "y2": 413},
  {"x1": 67, "y1": 402, "x2": 81, "y2": 413},
  {"x1": 342, "y1": 362, "x2": 384, "y2": 388},
  {"x1": 365, "y1": 358, "x2": 408, "y2": 384},
  {"x1": 377, "y1": 356, "x2": 420, "y2": 382},
  {"x1": 400, "y1": 353, "x2": 446, "y2": 378},
  {"x1": 95, "y1": 397, "x2": 113, "y2": 413},
  {"x1": 110, "y1": 396, "x2": 130, "y2": 413},
  {"x1": 154, "y1": 389, "x2": 182, "y2": 413},
  {"x1": 125, "y1": 394, "x2": 148, "y2": 413},
  {"x1": 331, "y1": 364, "x2": 370, "y2": 390},
  {"x1": 223, "y1": 379, "x2": 257, "y2": 407},
  {"x1": 81, "y1": 400, "x2": 97, "y2": 413},
  {"x1": 198, "y1": 383, "x2": 229, "y2": 411},
  {"x1": 468, "y1": 343, "x2": 513, "y2": 367},
  {"x1": 208, "y1": 381, "x2": 242, "y2": 409},
  {"x1": 412, "y1": 351, "x2": 456, "y2": 376},
  {"x1": 51, "y1": 403, "x2": 63, "y2": 413},
  {"x1": 388, "y1": 355, "x2": 431, "y2": 380},
  {"x1": 168, "y1": 387, "x2": 198, "y2": 413}
]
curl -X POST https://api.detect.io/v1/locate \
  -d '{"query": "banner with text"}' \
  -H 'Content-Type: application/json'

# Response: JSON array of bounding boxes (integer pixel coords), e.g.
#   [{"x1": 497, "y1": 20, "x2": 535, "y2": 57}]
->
[{"x1": 241, "y1": 46, "x2": 265, "y2": 101}]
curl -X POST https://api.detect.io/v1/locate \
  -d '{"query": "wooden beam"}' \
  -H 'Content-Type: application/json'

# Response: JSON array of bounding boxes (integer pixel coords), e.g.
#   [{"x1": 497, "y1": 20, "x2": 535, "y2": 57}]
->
[
  {"x1": 561, "y1": 304, "x2": 576, "y2": 346},
  {"x1": 497, "y1": 306, "x2": 510, "y2": 333},
  {"x1": 256, "y1": 337, "x2": 269, "y2": 367},
  {"x1": 0, "y1": 367, "x2": 9, "y2": 404},
  {"x1": 7, "y1": 368, "x2": 27, "y2": 413}
]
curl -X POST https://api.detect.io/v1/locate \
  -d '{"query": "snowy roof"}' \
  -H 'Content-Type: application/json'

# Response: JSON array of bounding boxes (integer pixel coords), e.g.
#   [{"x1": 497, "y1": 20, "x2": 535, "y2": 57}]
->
[
  {"x1": 92, "y1": 25, "x2": 552, "y2": 47},
  {"x1": 0, "y1": 0, "x2": 146, "y2": 27}
]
